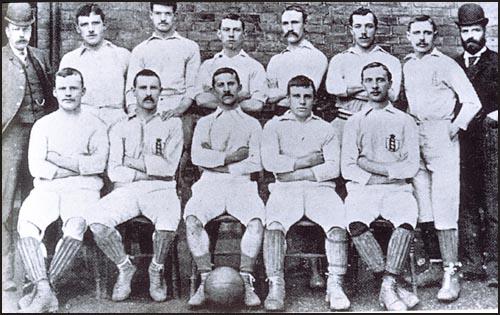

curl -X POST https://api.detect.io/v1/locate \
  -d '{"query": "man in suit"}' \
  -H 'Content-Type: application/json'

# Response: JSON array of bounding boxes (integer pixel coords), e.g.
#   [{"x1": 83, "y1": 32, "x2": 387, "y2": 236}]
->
[
  {"x1": 2, "y1": 2, "x2": 56, "y2": 292},
  {"x1": 454, "y1": 3, "x2": 498, "y2": 287}
]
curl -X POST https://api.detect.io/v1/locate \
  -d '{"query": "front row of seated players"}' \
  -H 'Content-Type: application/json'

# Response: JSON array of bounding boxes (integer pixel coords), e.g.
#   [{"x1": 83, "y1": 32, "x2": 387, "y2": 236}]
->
[{"x1": 17, "y1": 64, "x2": 420, "y2": 312}]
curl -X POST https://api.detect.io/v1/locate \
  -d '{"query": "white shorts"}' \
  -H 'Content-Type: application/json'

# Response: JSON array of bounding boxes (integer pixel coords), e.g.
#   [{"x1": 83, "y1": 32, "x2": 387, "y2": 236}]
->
[
  {"x1": 183, "y1": 173, "x2": 265, "y2": 226},
  {"x1": 90, "y1": 181, "x2": 181, "y2": 231},
  {"x1": 345, "y1": 182, "x2": 418, "y2": 228},
  {"x1": 266, "y1": 181, "x2": 346, "y2": 233},
  {"x1": 17, "y1": 188, "x2": 100, "y2": 239}
]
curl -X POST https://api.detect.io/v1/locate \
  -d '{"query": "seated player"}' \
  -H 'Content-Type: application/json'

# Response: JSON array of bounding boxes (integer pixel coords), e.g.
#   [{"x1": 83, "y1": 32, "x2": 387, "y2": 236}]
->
[
  {"x1": 341, "y1": 62, "x2": 420, "y2": 311},
  {"x1": 16, "y1": 68, "x2": 109, "y2": 312},
  {"x1": 184, "y1": 67, "x2": 265, "y2": 308},
  {"x1": 89, "y1": 69, "x2": 183, "y2": 302},
  {"x1": 260, "y1": 75, "x2": 349, "y2": 311}
]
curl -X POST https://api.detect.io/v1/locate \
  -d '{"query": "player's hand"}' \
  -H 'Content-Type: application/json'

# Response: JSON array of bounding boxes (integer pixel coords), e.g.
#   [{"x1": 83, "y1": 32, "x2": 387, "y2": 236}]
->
[
  {"x1": 238, "y1": 91, "x2": 252, "y2": 101},
  {"x1": 448, "y1": 123, "x2": 460, "y2": 140},
  {"x1": 201, "y1": 142, "x2": 211, "y2": 150},
  {"x1": 225, "y1": 146, "x2": 249, "y2": 164},
  {"x1": 276, "y1": 171, "x2": 296, "y2": 182},
  {"x1": 367, "y1": 174, "x2": 394, "y2": 185},
  {"x1": 46, "y1": 151, "x2": 61, "y2": 161}
]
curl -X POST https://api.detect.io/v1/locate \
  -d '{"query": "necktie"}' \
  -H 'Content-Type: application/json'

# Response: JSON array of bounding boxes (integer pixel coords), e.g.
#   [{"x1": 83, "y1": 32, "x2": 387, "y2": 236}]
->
[
  {"x1": 19, "y1": 51, "x2": 27, "y2": 64},
  {"x1": 468, "y1": 56, "x2": 478, "y2": 67}
]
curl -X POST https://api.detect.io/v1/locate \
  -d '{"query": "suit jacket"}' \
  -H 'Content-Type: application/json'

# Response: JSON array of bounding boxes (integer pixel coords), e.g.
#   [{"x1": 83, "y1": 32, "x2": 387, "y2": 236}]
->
[
  {"x1": 454, "y1": 48, "x2": 498, "y2": 128},
  {"x1": 2, "y1": 45, "x2": 56, "y2": 134}
]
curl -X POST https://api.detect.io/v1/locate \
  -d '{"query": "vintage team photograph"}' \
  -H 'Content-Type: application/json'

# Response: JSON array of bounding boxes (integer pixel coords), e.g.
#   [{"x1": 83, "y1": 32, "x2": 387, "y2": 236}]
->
[{"x1": 1, "y1": 1, "x2": 498, "y2": 313}]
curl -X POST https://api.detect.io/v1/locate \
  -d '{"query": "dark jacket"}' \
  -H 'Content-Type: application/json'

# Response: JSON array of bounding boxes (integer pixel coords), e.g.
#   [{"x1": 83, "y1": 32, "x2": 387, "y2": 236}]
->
[
  {"x1": 454, "y1": 48, "x2": 498, "y2": 128},
  {"x1": 2, "y1": 45, "x2": 56, "y2": 134}
]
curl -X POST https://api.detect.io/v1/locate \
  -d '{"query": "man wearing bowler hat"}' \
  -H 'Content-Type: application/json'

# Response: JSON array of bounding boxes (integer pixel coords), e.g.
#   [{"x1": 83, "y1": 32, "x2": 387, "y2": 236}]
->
[
  {"x1": 454, "y1": 3, "x2": 498, "y2": 287},
  {"x1": 2, "y1": 2, "x2": 56, "y2": 292}
]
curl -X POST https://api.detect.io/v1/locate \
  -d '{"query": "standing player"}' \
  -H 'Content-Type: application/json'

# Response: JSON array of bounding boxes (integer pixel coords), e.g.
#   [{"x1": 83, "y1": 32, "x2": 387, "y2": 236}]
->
[
  {"x1": 261, "y1": 75, "x2": 349, "y2": 311},
  {"x1": 404, "y1": 15, "x2": 481, "y2": 302},
  {"x1": 342, "y1": 62, "x2": 420, "y2": 311},
  {"x1": 89, "y1": 69, "x2": 183, "y2": 302},
  {"x1": 184, "y1": 67, "x2": 265, "y2": 308}
]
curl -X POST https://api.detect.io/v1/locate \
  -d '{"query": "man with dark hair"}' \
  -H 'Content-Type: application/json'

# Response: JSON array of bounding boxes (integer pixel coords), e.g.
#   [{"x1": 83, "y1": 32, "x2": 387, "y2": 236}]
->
[
  {"x1": 404, "y1": 15, "x2": 482, "y2": 302},
  {"x1": 326, "y1": 7, "x2": 401, "y2": 142},
  {"x1": 185, "y1": 67, "x2": 265, "y2": 308},
  {"x1": 15, "y1": 67, "x2": 109, "y2": 312},
  {"x1": 89, "y1": 69, "x2": 183, "y2": 303},
  {"x1": 266, "y1": 5, "x2": 327, "y2": 115},
  {"x1": 195, "y1": 13, "x2": 267, "y2": 113},
  {"x1": 453, "y1": 3, "x2": 498, "y2": 287},
  {"x1": 342, "y1": 62, "x2": 420, "y2": 311},
  {"x1": 59, "y1": 3, "x2": 130, "y2": 128},
  {"x1": 2, "y1": 2, "x2": 57, "y2": 292},
  {"x1": 261, "y1": 75, "x2": 349, "y2": 311}
]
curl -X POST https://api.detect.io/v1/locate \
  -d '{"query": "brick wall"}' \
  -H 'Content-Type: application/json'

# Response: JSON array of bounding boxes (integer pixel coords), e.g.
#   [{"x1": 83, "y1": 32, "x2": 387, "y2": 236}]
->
[{"x1": 35, "y1": 1, "x2": 498, "y2": 68}]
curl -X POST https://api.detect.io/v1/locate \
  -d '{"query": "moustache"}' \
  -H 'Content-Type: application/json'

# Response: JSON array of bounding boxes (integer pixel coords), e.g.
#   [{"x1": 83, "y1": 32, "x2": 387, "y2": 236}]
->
[
  {"x1": 223, "y1": 92, "x2": 234, "y2": 97},
  {"x1": 143, "y1": 96, "x2": 154, "y2": 102},
  {"x1": 16, "y1": 39, "x2": 28, "y2": 44},
  {"x1": 284, "y1": 30, "x2": 299, "y2": 38},
  {"x1": 465, "y1": 38, "x2": 481, "y2": 45}
]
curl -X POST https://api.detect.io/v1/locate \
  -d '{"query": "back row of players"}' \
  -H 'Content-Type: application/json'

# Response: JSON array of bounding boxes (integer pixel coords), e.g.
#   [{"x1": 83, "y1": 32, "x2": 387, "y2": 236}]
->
[{"x1": 3, "y1": 1, "x2": 497, "y2": 312}]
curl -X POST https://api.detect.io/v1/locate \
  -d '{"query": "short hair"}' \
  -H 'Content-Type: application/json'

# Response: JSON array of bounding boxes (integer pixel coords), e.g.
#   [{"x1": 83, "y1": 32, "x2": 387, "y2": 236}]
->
[
  {"x1": 75, "y1": 3, "x2": 105, "y2": 24},
  {"x1": 133, "y1": 69, "x2": 161, "y2": 88},
  {"x1": 212, "y1": 67, "x2": 241, "y2": 88},
  {"x1": 407, "y1": 15, "x2": 437, "y2": 32},
  {"x1": 282, "y1": 5, "x2": 307, "y2": 24},
  {"x1": 349, "y1": 7, "x2": 378, "y2": 28},
  {"x1": 361, "y1": 62, "x2": 392, "y2": 83},
  {"x1": 287, "y1": 75, "x2": 316, "y2": 97},
  {"x1": 56, "y1": 67, "x2": 85, "y2": 88},
  {"x1": 150, "y1": 2, "x2": 177, "y2": 13},
  {"x1": 218, "y1": 13, "x2": 245, "y2": 32}
]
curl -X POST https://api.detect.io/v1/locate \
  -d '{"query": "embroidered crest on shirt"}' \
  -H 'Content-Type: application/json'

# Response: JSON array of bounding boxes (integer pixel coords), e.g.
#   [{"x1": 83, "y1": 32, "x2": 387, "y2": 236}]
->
[
  {"x1": 385, "y1": 134, "x2": 400, "y2": 152},
  {"x1": 155, "y1": 138, "x2": 163, "y2": 156}
]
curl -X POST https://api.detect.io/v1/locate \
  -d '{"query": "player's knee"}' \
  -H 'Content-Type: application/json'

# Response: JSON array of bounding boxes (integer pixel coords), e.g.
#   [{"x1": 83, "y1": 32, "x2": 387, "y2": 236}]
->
[
  {"x1": 89, "y1": 222, "x2": 111, "y2": 238},
  {"x1": 63, "y1": 217, "x2": 87, "y2": 240},
  {"x1": 246, "y1": 218, "x2": 263, "y2": 234},
  {"x1": 326, "y1": 226, "x2": 346, "y2": 239},
  {"x1": 398, "y1": 223, "x2": 414, "y2": 231},
  {"x1": 17, "y1": 221, "x2": 43, "y2": 241},
  {"x1": 348, "y1": 221, "x2": 369, "y2": 237},
  {"x1": 266, "y1": 221, "x2": 285, "y2": 234},
  {"x1": 185, "y1": 215, "x2": 203, "y2": 231}
]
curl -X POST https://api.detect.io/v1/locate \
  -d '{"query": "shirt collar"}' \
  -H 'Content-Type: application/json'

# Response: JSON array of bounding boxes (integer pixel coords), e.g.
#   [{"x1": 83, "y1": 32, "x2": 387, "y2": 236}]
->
[
  {"x1": 78, "y1": 40, "x2": 114, "y2": 56},
  {"x1": 464, "y1": 46, "x2": 487, "y2": 60},
  {"x1": 214, "y1": 105, "x2": 244, "y2": 118},
  {"x1": 278, "y1": 110, "x2": 321, "y2": 122},
  {"x1": 128, "y1": 111, "x2": 160, "y2": 124},
  {"x1": 404, "y1": 47, "x2": 442, "y2": 61},
  {"x1": 147, "y1": 31, "x2": 182, "y2": 42},
  {"x1": 346, "y1": 45, "x2": 386, "y2": 55},
  {"x1": 9, "y1": 43, "x2": 27, "y2": 62},
  {"x1": 364, "y1": 103, "x2": 397, "y2": 116},
  {"x1": 214, "y1": 49, "x2": 249, "y2": 59},
  {"x1": 282, "y1": 39, "x2": 314, "y2": 53}
]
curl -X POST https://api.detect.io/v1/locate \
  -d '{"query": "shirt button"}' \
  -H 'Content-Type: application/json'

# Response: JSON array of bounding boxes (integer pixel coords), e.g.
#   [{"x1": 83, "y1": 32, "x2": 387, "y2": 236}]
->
[
  {"x1": 16, "y1": 102, "x2": 21, "y2": 106},
  {"x1": 19, "y1": 70, "x2": 24, "y2": 74},
  {"x1": 20, "y1": 86, "x2": 24, "y2": 90}
]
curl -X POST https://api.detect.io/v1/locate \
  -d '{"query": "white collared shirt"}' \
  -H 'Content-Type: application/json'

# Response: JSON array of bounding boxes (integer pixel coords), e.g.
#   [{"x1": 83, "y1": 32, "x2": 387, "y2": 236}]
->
[
  {"x1": 463, "y1": 46, "x2": 487, "y2": 68},
  {"x1": 59, "y1": 40, "x2": 130, "y2": 109},
  {"x1": 403, "y1": 48, "x2": 482, "y2": 130},
  {"x1": 126, "y1": 31, "x2": 201, "y2": 106},
  {"x1": 266, "y1": 39, "x2": 328, "y2": 107},
  {"x1": 191, "y1": 105, "x2": 262, "y2": 176},
  {"x1": 195, "y1": 49, "x2": 268, "y2": 103},
  {"x1": 10, "y1": 44, "x2": 27, "y2": 64},
  {"x1": 261, "y1": 110, "x2": 340, "y2": 183},
  {"x1": 326, "y1": 45, "x2": 402, "y2": 103}
]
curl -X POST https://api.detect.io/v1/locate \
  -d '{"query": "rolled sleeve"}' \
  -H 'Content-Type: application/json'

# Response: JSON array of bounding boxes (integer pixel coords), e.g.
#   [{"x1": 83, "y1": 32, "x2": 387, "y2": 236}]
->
[
  {"x1": 261, "y1": 120, "x2": 296, "y2": 173},
  {"x1": 125, "y1": 49, "x2": 144, "y2": 108},
  {"x1": 311, "y1": 128, "x2": 340, "y2": 182},
  {"x1": 386, "y1": 117, "x2": 419, "y2": 179},
  {"x1": 249, "y1": 65, "x2": 268, "y2": 103},
  {"x1": 185, "y1": 43, "x2": 201, "y2": 100},
  {"x1": 341, "y1": 117, "x2": 371, "y2": 185},
  {"x1": 228, "y1": 123, "x2": 263, "y2": 175},
  {"x1": 28, "y1": 122, "x2": 58, "y2": 180},
  {"x1": 77, "y1": 125, "x2": 109, "y2": 175},
  {"x1": 191, "y1": 118, "x2": 226, "y2": 168},
  {"x1": 388, "y1": 61, "x2": 402, "y2": 102}
]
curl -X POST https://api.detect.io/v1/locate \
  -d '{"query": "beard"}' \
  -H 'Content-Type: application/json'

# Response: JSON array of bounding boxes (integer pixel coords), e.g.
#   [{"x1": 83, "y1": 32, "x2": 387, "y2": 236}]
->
[{"x1": 462, "y1": 36, "x2": 486, "y2": 55}]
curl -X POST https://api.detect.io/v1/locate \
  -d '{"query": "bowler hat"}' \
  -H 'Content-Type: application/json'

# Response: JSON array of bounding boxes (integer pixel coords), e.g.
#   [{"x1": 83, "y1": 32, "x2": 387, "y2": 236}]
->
[
  {"x1": 456, "y1": 3, "x2": 489, "y2": 27},
  {"x1": 4, "y1": 3, "x2": 35, "y2": 27}
]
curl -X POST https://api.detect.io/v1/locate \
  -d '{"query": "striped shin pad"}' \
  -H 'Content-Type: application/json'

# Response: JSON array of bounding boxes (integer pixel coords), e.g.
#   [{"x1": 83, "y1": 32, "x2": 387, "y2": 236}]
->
[
  {"x1": 17, "y1": 237, "x2": 48, "y2": 283},
  {"x1": 385, "y1": 228, "x2": 412, "y2": 275},
  {"x1": 48, "y1": 237, "x2": 82, "y2": 285},
  {"x1": 352, "y1": 230, "x2": 385, "y2": 273}
]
